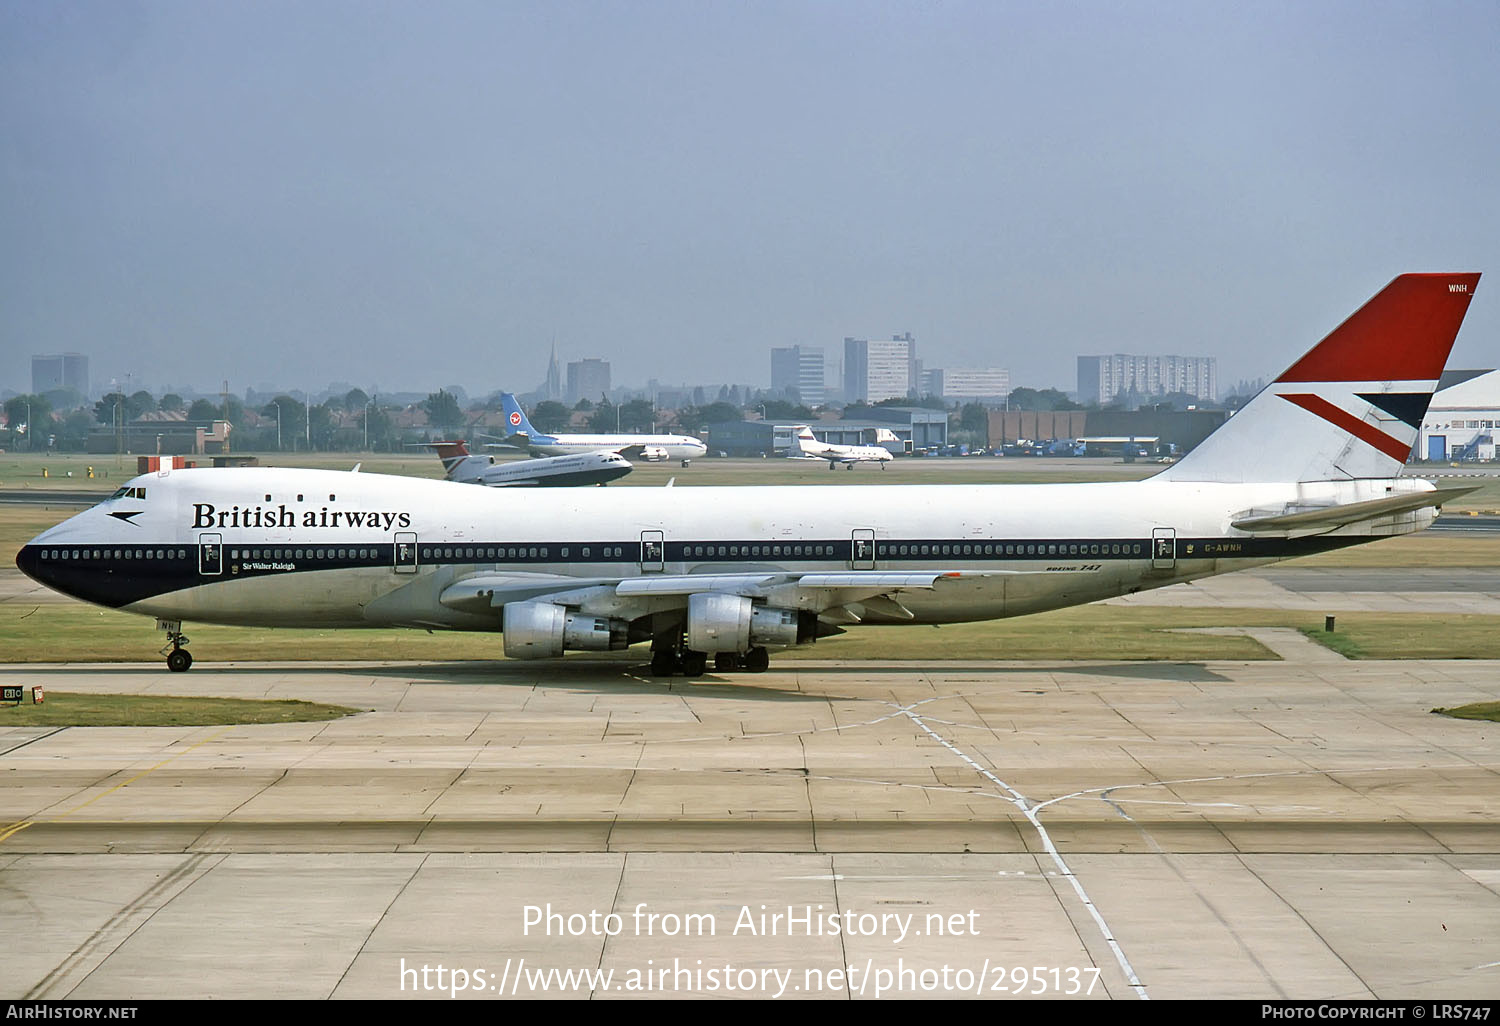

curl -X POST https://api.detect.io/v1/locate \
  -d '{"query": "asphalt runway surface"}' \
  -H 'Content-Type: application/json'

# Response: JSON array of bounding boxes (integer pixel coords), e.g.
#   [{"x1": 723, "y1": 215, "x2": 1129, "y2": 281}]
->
[{"x1": 2, "y1": 648, "x2": 1498, "y2": 1001}]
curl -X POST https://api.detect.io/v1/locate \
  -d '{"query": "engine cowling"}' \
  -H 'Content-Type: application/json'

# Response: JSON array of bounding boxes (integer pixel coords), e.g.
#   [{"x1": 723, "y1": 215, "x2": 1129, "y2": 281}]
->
[
  {"x1": 686, "y1": 593, "x2": 813, "y2": 653},
  {"x1": 503, "y1": 601, "x2": 629, "y2": 659}
]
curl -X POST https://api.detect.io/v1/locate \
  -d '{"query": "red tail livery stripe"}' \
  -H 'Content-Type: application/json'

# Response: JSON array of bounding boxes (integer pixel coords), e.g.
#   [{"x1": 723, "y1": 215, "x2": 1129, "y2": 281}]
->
[
  {"x1": 1279, "y1": 393, "x2": 1414, "y2": 462},
  {"x1": 1278, "y1": 273, "x2": 1479, "y2": 383}
]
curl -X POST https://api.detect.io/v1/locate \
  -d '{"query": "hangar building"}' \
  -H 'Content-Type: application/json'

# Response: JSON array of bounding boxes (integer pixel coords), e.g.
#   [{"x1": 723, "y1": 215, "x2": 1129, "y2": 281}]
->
[{"x1": 1419, "y1": 369, "x2": 1499, "y2": 461}]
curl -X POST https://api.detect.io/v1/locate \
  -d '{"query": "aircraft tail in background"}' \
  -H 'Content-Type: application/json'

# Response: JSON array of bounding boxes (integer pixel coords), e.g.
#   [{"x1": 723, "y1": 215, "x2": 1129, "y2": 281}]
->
[
  {"x1": 420, "y1": 441, "x2": 493, "y2": 483},
  {"x1": 499, "y1": 393, "x2": 542, "y2": 443}
]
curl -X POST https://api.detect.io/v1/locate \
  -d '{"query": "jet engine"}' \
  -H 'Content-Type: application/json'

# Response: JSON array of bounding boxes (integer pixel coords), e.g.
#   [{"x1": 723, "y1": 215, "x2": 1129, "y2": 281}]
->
[
  {"x1": 685, "y1": 593, "x2": 815, "y2": 653},
  {"x1": 502, "y1": 601, "x2": 629, "y2": 659}
]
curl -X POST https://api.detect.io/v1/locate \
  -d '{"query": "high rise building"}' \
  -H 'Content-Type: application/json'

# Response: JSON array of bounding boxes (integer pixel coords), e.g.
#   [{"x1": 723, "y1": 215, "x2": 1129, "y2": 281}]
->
[
  {"x1": 566, "y1": 359, "x2": 611, "y2": 405},
  {"x1": 923, "y1": 368, "x2": 1011, "y2": 402},
  {"x1": 31, "y1": 353, "x2": 89, "y2": 398},
  {"x1": 843, "y1": 333, "x2": 914, "y2": 403},
  {"x1": 1077, "y1": 354, "x2": 1217, "y2": 405},
  {"x1": 770, "y1": 345, "x2": 825, "y2": 404}
]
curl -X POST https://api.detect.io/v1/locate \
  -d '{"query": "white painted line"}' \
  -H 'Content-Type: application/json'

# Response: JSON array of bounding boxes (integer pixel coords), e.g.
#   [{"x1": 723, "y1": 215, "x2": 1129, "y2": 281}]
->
[{"x1": 899, "y1": 702, "x2": 1150, "y2": 1000}]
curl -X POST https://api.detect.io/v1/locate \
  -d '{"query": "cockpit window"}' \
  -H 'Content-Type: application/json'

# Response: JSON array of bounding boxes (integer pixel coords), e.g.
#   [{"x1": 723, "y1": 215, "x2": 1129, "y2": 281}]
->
[{"x1": 110, "y1": 487, "x2": 147, "y2": 500}]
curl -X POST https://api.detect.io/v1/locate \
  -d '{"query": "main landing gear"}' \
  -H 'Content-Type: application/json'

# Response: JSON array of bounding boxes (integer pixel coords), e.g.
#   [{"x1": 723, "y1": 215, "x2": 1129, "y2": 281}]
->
[
  {"x1": 648, "y1": 636, "x2": 769, "y2": 677},
  {"x1": 158, "y1": 619, "x2": 193, "y2": 672}
]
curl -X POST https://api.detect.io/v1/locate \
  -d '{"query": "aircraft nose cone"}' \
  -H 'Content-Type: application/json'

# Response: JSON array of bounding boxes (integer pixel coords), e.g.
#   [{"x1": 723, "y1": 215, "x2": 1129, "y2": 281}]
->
[{"x1": 15, "y1": 542, "x2": 43, "y2": 583}]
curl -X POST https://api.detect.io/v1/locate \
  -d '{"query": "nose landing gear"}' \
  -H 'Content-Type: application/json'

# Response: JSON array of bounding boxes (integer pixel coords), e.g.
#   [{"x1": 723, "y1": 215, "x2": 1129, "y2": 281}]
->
[{"x1": 157, "y1": 619, "x2": 193, "y2": 672}]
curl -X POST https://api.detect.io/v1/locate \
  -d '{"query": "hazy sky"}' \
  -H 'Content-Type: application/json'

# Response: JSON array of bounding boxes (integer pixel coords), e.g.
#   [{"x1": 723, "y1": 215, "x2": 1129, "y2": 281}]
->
[{"x1": 3, "y1": 0, "x2": 1498, "y2": 399}]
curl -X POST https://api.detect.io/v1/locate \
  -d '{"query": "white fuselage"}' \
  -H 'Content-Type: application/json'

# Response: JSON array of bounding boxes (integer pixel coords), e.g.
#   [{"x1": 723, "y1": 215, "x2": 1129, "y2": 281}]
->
[
  {"x1": 791, "y1": 430, "x2": 893, "y2": 464},
  {"x1": 19, "y1": 466, "x2": 1436, "y2": 632},
  {"x1": 527, "y1": 433, "x2": 707, "y2": 460},
  {"x1": 461, "y1": 451, "x2": 633, "y2": 487}
]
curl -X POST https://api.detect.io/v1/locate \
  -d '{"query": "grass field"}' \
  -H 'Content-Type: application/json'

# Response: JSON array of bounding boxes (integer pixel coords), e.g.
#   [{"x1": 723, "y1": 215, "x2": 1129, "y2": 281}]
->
[
  {"x1": 0, "y1": 691, "x2": 359, "y2": 726},
  {"x1": 1432, "y1": 702, "x2": 1500, "y2": 723},
  {"x1": 4, "y1": 601, "x2": 1499, "y2": 663}
]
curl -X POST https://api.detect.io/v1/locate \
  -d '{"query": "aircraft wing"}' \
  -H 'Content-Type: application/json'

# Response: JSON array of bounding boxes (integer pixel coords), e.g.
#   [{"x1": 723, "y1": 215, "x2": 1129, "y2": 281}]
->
[
  {"x1": 438, "y1": 573, "x2": 619, "y2": 614},
  {"x1": 613, "y1": 570, "x2": 960, "y2": 597},
  {"x1": 438, "y1": 567, "x2": 1061, "y2": 619},
  {"x1": 1230, "y1": 486, "x2": 1477, "y2": 534}
]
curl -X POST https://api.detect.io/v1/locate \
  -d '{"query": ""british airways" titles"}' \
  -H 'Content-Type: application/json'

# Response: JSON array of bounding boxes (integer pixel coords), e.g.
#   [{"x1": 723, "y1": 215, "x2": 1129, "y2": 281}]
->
[{"x1": 191, "y1": 503, "x2": 411, "y2": 531}]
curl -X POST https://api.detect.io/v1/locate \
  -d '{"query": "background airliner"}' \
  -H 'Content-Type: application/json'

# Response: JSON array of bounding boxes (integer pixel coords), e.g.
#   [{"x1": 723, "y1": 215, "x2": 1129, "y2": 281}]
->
[
  {"x1": 422, "y1": 440, "x2": 633, "y2": 487},
  {"x1": 498, "y1": 394, "x2": 707, "y2": 465},
  {"x1": 17, "y1": 274, "x2": 1479, "y2": 677},
  {"x1": 787, "y1": 425, "x2": 895, "y2": 468}
]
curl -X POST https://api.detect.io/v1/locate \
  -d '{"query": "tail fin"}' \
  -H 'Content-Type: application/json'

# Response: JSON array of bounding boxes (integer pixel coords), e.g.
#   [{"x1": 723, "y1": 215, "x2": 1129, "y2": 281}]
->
[
  {"x1": 420, "y1": 440, "x2": 492, "y2": 482},
  {"x1": 1159, "y1": 273, "x2": 1479, "y2": 483},
  {"x1": 499, "y1": 393, "x2": 537, "y2": 438}
]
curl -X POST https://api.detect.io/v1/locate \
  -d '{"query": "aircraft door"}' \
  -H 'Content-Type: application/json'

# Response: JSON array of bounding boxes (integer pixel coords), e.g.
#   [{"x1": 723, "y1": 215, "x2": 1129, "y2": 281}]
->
[
  {"x1": 1151, "y1": 528, "x2": 1176, "y2": 570},
  {"x1": 851, "y1": 528, "x2": 876, "y2": 570},
  {"x1": 640, "y1": 530, "x2": 665, "y2": 573},
  {"x1": 394, "y1": 532, "x2": 418, "y2": 574},
  {"x1": 198, "y1": 533, "x2": 223, "y2": 576}
]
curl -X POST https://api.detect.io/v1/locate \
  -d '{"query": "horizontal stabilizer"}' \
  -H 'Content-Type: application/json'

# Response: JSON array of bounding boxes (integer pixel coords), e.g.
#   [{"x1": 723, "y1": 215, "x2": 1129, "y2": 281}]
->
[{"x1": 1231, "y1": 486, "x2": 1476, "y2": 533}]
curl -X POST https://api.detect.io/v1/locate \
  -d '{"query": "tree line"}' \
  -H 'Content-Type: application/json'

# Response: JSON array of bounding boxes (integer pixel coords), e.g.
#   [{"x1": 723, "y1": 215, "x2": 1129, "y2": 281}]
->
[{"x1": 5, "y1": 382, "x2": 1226, "y2": 454}]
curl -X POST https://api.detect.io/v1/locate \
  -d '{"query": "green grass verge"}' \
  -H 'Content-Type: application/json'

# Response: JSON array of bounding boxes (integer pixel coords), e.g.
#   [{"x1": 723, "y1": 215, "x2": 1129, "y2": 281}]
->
[
  {"x1": 1291, "y1": 534, "x2": 1500, "y2": 569},
  {"x1": 1299, "y1": 613, "x2": 1500, "y2": 659},
  {"x1": 1431, "y1": 702, "x2": 1500, "y2": 723},
  {"x1": 790, "y1": 607, "x2": 1500, "y2": 662},
  {"x1": 0, "y1": 692, "x2": 359, "y2": 726},
  {"x1": 8, "y1": 603, "x2": 1497, "y2": 664}
]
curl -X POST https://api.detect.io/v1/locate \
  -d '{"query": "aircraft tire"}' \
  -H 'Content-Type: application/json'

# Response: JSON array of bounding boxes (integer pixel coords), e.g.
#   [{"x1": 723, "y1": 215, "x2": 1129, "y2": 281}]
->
[
  {"x1": 167, "y1": 649, "x2": 193, "y2": 673},
  {"x1": 713, "y1": 652, "x2": 741, "y2": 671},
  {"x1": 680, "y1": 650, "x2": 708, "y2": 677},
  {"x1": 744, "y1": 647, "x2": 770, "y2": 673},
  {"x1": 649, "y1": 648, "x2": 678, "y2": 677}
]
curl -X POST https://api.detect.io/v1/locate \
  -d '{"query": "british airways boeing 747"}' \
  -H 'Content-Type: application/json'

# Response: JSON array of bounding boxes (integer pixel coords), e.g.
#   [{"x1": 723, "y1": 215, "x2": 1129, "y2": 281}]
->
[{"x1": 17, "y1": 274, "x2": 1480, "y2": 676}]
